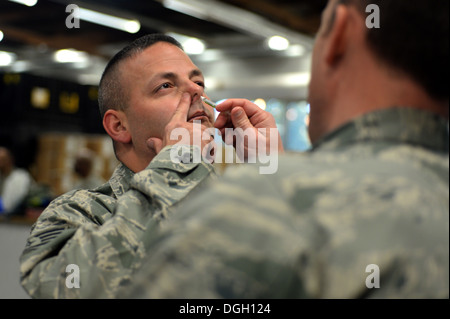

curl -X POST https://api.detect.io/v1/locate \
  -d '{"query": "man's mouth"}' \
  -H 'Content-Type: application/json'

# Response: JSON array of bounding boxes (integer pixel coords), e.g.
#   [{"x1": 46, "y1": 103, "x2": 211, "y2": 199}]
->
[{"x1": 188, "y1": 111, "x2": 209, "y2": 123}]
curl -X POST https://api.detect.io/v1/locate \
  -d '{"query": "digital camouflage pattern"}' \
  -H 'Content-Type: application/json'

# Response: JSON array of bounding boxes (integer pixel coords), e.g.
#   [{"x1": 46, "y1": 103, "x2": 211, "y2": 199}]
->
[
  {"x1": 20, "y1": 145, "x2": 216, "y2": 298},
  {"x1": 121, "y1": 107, "x2": 449, "y2": 298}
]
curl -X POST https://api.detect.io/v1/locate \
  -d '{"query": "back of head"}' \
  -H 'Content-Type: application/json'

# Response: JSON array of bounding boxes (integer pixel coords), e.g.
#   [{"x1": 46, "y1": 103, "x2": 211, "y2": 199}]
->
[
  {"x1": 74, "y1": 149, "x2": 94, "y2": 178},
  {"x1": 98, "y1": 34, "x2": 183, "y2": 119},
  {"x1": 0, "y1": 147, "x2": 14, "y2": 173},
  {"x1": 340, "y1": 0, "x2": 449, "y2": 102}
]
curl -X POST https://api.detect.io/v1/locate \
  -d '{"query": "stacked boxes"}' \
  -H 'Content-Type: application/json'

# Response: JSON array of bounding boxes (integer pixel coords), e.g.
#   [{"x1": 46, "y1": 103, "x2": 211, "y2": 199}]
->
[{"x1": 32, "y1": 133, "x2": 118, "y2": 196}]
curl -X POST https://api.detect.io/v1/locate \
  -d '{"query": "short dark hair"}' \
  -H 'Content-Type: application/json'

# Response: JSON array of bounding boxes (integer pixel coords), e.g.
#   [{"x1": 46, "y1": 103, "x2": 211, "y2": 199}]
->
[
  {"x1": 98, "y1": 34, "x2": 183, "y2": 118},
  {"x1": 332, "y1": 0, "x2": 449, "y2": 101}
]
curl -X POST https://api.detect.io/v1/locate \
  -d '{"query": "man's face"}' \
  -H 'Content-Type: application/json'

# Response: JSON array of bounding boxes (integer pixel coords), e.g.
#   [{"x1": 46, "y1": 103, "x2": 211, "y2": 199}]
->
[{"x1": 119, "y1": 42, "x2": 215, "y2": 161}]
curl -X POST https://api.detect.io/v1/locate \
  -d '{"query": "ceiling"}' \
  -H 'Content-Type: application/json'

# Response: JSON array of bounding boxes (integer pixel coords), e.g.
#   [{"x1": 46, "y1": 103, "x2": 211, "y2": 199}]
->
[{"x1": 0, "y1": 0, "x2": 327, "y2": 89}]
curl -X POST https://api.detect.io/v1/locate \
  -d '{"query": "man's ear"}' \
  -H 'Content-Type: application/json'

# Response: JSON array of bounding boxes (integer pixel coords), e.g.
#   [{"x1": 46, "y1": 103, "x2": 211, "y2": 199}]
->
[
  {"x1": 324, "y1": 4, "x2": 350, "y2": 67},
  {"x1": 103, "y1": 109, "x2": 132, "y2": 144}
]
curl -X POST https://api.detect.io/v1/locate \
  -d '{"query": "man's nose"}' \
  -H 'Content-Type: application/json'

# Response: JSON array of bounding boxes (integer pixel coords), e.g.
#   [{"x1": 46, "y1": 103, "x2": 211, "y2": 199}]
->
[{"x1": 183, "y1": 81, "x2": 203, "y2": 103}]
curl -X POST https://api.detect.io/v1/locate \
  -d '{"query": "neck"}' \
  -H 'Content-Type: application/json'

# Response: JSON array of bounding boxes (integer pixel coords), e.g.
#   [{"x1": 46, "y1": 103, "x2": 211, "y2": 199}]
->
[
  {"x1": 312, "y1": 56, "x2": 448, "y2": 144},
  {"x1": 116, "y1": 147, "x2": 155, "y2": 173}
]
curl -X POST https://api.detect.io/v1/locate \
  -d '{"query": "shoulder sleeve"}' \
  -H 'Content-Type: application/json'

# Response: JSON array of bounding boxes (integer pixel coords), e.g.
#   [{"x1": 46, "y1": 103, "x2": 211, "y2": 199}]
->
[{"x1": 19, "y1": 145, "x2": 215, "y2": 299}]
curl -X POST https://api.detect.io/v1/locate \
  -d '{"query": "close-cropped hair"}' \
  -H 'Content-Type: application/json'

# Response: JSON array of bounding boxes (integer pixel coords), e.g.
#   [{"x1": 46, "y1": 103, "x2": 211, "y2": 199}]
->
[
  {"x1": 331, "y1": 0, "x2": 449, "y2": 102},
  {"x1": 98, "y1": 34, "x2": 184, "y2": 118}
]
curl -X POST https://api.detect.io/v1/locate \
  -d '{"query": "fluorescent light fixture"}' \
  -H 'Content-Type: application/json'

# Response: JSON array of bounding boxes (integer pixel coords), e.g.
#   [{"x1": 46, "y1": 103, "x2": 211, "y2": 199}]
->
[
  {"x1": 77, "y1": 7, "x2": 141, "y2": 33},
  {"x1": 163, "y1": 0, "x2": 207, "y2": 20},
  {"x1": 8, "y1": 0, "x2": 37, "y2": 6},
  {"x1": 54, "y1": 49, "x2": 88, "y2": 63},
  {"x1": 267, "y1": 36, "x2": 290, "y2": 51},
  {"x1": 0, "y1": 51, "x2": 16, "y2": 66},
  {"x1": 0, "y1": 31, "x2": 3, "y2": 42}
]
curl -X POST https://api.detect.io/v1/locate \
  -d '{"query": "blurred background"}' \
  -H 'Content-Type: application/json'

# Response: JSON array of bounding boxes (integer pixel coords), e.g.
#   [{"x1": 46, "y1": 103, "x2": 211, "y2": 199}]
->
[{"x1": 0, "y1": 0, "x2": 327, "y2": 298}]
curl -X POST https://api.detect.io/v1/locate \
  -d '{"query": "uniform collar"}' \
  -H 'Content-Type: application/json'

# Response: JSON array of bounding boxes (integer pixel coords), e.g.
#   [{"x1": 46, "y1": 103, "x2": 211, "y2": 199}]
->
[
  {"x1": 312, "y1": 107, "x2": 449, "y2": 153},
  {"x1": 108, "y1": 162, "x2": 135, "y2": 198}
]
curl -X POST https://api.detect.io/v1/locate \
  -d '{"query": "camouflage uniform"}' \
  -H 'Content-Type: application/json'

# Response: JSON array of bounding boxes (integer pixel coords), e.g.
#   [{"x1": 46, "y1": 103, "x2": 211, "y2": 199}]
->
[
  {"x1": 20, "y1": 145, "x2": 216, "y2": 298},
  {"x1": 121, "y1": 107, "x2": 449, "y2": 298}
]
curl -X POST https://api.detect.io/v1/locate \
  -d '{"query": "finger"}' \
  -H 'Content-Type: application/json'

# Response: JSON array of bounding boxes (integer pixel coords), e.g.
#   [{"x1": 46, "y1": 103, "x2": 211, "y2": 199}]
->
[
  {"x1": 216, "y1": 99, "x2": 261, "y2": 119},
  {"x1": 147, "y1": 137, "x2": 164, "y2": 155},
  {"x1": 230, "y1": 107, "x2": 253, "y2": 130},
  {"x1": 214, "y1": 112, "x2": 232, "y2": 130},
  {"x1": 170, "y1": 92, "x2": 191, "y2": 122}
]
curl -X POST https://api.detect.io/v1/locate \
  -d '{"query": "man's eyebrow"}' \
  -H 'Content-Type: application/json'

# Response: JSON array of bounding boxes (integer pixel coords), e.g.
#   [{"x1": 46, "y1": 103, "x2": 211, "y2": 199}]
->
[
  {"x1": 149, "y1": 69, "x2": 203, "y2": 84},
  {"x1": 151, "y1": 72, "x2": 177, "y2": 82},
  {"x1": 190, "y1": 69, "x2": 204, "y2": 78}
]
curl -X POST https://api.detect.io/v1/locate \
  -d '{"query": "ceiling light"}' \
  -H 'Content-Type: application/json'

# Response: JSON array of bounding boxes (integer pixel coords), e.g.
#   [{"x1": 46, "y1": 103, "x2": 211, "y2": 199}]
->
[
  {"x1": 162, "y1": 0, "x2": 207, "y2": 20},
  {"x1": 8, "y1": 0, "x2": 37, "y2": 6},
  {"x1": 183, "y1": 38, "x2": 205, "y2": 55},
  {"x1": 268, "y1": 36, "x2": 290, "y2": 51},
  {"x1": 162, "y1": 0, "x2": 313, "y2": 50},
  {"x1": 0, "y1": 51, "x2": 16, "y2": 66},
  {"x1": 77, "y1": 7, "x2": 141, "y2": 33},
  {"x1": 54, "y1": 49, "x2": 88, "y2": 63},
  {"x1": 167, "y1": 32, "x2": 206, "y2": 55},
  {"x1": 0, "y1": 31, "x2": 3, "y2": 42}
]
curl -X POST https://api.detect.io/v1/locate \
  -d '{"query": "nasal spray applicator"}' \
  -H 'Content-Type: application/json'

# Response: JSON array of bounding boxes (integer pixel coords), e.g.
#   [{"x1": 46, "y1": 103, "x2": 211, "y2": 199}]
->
[{"x1": 201, "y1": 96, "x2": 217, "y2": 109}]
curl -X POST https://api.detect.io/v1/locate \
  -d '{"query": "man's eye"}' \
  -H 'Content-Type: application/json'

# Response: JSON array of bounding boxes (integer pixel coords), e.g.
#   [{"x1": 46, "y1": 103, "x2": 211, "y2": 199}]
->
[
  {"x1": 196, "y1": 81, "x2": 205, "y2": 88},
  {"x1": 159, "y1": 83, "x2": 172, "y2": 90}
]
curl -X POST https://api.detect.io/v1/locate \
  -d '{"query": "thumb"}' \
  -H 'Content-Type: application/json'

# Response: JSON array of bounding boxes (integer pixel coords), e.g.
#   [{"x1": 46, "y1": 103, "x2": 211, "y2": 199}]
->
[
  {"x1": 231, "y1": 107, "x2": 252, "y2": 130},
  {"x1": 146, "y1": 137, "x2": 164, "y2": 155}
]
